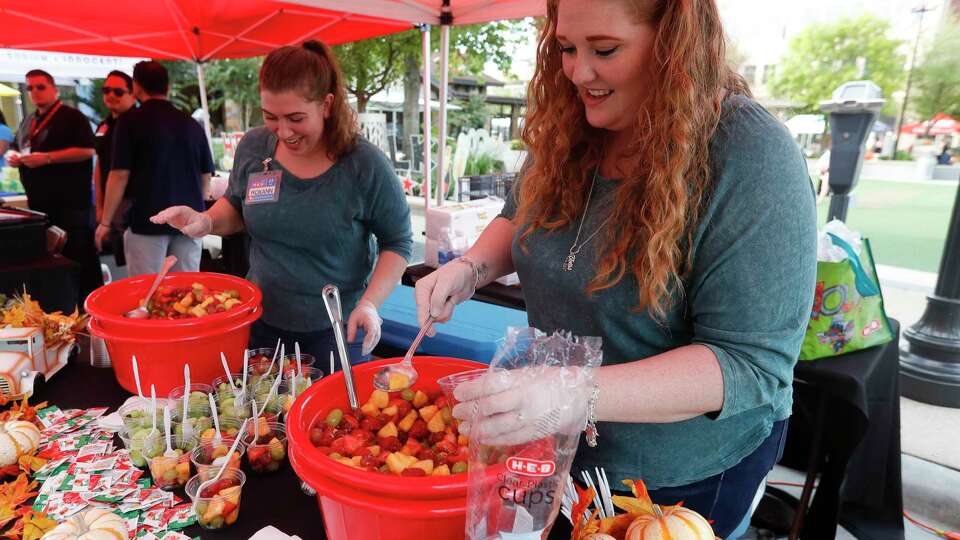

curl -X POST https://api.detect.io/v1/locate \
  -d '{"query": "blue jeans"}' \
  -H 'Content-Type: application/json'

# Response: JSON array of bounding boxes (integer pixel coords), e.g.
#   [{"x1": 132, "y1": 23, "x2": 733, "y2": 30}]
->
[
  {"x1": 547, "y1": 419, "x2": 788, "y2": 540},
  {"x1": 249, "y1": 319, "x2": 371, "y2": 376}
]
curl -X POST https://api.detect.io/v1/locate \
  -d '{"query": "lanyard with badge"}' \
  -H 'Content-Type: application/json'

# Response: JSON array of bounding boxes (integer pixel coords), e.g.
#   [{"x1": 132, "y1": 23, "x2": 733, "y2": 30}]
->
[
  {"x1": 23, "y1": 100, "x2": 62, "y2": 155},
  {"x1": 245, "y1": 139, "x2": 282, "y2": 205}
]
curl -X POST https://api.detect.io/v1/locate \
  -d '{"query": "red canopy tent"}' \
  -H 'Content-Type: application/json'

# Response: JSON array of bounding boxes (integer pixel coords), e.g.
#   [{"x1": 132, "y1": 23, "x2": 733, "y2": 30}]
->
[
  {"x1": 0, "y1": 0, "x2": 413, "y2": 142},
  {"x1": 900, "y1": 113, "x2": 960, "y2": 136}
]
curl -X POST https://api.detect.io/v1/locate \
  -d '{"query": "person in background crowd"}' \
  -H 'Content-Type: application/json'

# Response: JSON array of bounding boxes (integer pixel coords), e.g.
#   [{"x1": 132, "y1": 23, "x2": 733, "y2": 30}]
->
[
  {"x1": 414, "y1": 1, "x2": 816, "y2": 538},
  {"x1": 93, "y1": 70, "x2": 137, "y2": 267},
  {"x1": 0, "y1": 111, "x2": 13, "y2": 167},
  {"x1": 937, "y1": 144, "x2": 952, "y2": 166},
  {"x1": 96, "y1": 61, "x2": 214, "y2": 276},
  {"x1": 816, "y1": 148, "x2": 831, "y2": 204},
  {"x1": 152, "y1": 41, "x2": 413, "y2": 365},
  {"x1": 8, "y1": 69, "x2": 102, "y2": 309}
]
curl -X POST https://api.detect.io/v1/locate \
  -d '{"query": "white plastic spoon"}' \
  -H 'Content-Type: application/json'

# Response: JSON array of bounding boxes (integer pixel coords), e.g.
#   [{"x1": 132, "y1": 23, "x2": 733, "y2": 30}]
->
[
  {"x1": 131, "y1": 355, "x2": 144, "y2": 400},
  {"x1": 220, "y1": 352, "x2": 240, "y2": 401},
  {"x1": 208, "y1": 393, "x2": 222, "y2": 445},
  {"x1": 163, "y1": 407, "x2": 177, "y2": 459},
  {"x1": 181, "y1": 364, "x2": 191, "y2": 438},
  {"x1": 150, "y1": 385, "x2": 158, "y2": 438}
]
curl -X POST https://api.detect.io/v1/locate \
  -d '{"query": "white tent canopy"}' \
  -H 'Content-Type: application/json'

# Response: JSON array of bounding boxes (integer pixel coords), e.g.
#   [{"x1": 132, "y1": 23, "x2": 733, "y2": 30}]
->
[{"x1": 292, "y1": 0, "x2": 544, "y2": 208}]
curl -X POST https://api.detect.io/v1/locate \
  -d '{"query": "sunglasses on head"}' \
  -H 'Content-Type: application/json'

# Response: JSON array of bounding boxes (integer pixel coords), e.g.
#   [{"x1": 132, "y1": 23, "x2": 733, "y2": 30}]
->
[
  {"x1": 101, "y1": 86, "x2": 129, "y2": 97},
  {"x1": 26, "y1": 84, "x2": 48, "y2": 92}
]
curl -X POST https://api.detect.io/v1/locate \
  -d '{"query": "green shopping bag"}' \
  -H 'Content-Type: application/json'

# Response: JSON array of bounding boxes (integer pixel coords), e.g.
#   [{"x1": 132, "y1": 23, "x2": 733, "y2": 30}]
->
[{"x1": 799, "y1": 233, "x2": 893, "y2": 360}]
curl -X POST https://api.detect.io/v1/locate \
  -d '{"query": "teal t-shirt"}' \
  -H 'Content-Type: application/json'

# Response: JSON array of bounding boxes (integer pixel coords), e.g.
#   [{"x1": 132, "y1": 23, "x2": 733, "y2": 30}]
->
[
  {"x1": 501, "y1": 96, "x2": 817, "y2": 488},
  {"x1": 226, "y1": 128, "x2": 413, "y2": 332}
]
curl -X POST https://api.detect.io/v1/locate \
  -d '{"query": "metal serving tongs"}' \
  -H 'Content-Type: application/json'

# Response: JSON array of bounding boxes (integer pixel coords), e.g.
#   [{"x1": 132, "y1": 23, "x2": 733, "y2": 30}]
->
[{"x1": 321, "y1": 284, "x2": 359, "y2": 411}]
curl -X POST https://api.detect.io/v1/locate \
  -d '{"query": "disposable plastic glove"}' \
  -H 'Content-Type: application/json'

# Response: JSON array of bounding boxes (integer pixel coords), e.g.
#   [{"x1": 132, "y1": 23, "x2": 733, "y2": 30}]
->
[
  {"x1": 347, "y1": 299, "x2": 382, "y2": 356},
  {"x1": 150, "y1": 206, "x2": 213, "y2": 238},
  {"x1": 414, "y1": 259, "x2": 477, "y2": 336},
  {"x1": 451, "y1": 366, "x2": 591, "y2": 446}
]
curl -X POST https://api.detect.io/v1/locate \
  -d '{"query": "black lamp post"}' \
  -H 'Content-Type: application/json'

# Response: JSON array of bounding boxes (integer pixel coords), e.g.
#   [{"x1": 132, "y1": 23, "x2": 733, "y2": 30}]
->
[{"x1": 900, "y1": 182, "x2": 960, "y2": 407}]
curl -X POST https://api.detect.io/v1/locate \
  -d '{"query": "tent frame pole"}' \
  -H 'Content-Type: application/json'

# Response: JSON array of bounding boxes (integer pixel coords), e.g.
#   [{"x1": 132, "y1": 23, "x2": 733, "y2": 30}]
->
[
  {"x1": 420, "y1": 24, "x2": 432, "y2": 212},
  {"x1": 436, "y1": 24, "x2": 450, "y2": 207},
  {"x1": 195, "y1": 61, "x2": 214, "y2": 158}
]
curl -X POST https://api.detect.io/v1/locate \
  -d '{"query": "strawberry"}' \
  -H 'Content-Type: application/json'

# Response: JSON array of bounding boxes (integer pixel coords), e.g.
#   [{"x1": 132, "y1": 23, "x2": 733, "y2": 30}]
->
[
  {"x1": 376, "y1": 436, "x2": 401, "y2": 452},
  {"x1": 341, "y1": 414, "x2": 360, "y2": 430},
  {"x1": 360, "y1": 417, "x2": 385, "y2": 432},
  {"x1": 400, "y1": 467, "x2": 426, "y2": 477},
  {"x1": 408, "y1": 420, "x2": 429, "y2": 441},
  {"x1": 416, "y1": 448, "x2": 436, "y2": 462}
]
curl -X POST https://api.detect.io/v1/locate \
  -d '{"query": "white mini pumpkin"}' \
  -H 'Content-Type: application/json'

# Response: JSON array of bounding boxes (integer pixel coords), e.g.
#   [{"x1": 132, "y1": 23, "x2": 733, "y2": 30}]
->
[
  {"x1": 0, "y1": 420, "x2": 41, "y2": 467},
  {"x1": 41, "y1": 509, "x2": 127, "y2": 540}
]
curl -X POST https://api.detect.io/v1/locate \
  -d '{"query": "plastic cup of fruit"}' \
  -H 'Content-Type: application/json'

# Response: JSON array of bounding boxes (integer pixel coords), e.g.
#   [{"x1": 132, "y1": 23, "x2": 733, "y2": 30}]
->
[
  {"x1": 212, "y1": 374, "x2": 246, "y2": 402},
  {"x1": 280, "y1": 353, "x2": 316, "y2": 378},
  {"x1": 216, "y1": 391, "x2": 252, "y2": 422},
  {"x1": 197, "y1": 418, "x2": 243, "y2": 445},
  {"x1": 168, "y1": 383, "x2": 214, "y2": 419},
  {"x1": 119, "y1": 400, "x2": 163, "y2": 432},
  {"x1": 186, "y1": 468, "x2": 246, "y2": 530},
  {"x1": 251, "y1": 379, "x2": 286, "y2": 416},
  {"x1": 190, "y1": 437, "x2": 246, "y2": 478},
  {"x1": 118, "y1": 427, "x2": 165, "y2": 469},
  {"x1": 148, "y1": 433, "x2": 198, "y2": 491},
  {"x1": 240, "y1": 421, "x2": 287, "y2": 474}
]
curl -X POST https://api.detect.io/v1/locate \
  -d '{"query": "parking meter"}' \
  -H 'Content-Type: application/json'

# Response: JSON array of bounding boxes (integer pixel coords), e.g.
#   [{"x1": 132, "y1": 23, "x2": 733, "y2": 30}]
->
[{"x1": 819, "y1": 81, "x2": 885, "y2": 221}]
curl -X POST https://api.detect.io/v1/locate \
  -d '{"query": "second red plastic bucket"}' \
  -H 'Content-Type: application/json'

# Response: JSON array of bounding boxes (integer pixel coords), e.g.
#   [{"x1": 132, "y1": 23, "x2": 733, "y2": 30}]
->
[
  {"x1": 287, "y1": 357, "x2": 486, "y2": 540},
  {"x1": 88, "y1": 306, "x2": 261, "y2": 395}
]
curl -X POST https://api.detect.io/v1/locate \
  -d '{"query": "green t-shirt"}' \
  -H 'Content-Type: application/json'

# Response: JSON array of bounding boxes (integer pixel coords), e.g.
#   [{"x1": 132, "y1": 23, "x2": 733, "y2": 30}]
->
[
  {"x1": 226, "y1": 128, "x2": 413, "y2": 332},
  {"x1": 501, "y1": 96, "x2": 817, "y2": 488}
]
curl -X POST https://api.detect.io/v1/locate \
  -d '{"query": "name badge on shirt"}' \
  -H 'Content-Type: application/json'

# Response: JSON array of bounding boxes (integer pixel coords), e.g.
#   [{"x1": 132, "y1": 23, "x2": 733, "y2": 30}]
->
[{"x1": 245, "y1": 170, "x2": 282, "y2": 204}]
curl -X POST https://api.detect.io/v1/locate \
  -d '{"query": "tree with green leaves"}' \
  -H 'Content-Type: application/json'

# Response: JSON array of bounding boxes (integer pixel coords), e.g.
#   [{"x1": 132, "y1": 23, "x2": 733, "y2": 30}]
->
[
  {"x1": 769, "y1": 15, "x2": 906, "y2": 115},
  {"x1": 335, "y1": 36, "x2": 404, "y2": 113},
  {"x1": 204, "y1": 58, "x2": 262, "y2": 130},
  {"x1": 912, "y1": 19, "x2": 960, "y2": 120}
]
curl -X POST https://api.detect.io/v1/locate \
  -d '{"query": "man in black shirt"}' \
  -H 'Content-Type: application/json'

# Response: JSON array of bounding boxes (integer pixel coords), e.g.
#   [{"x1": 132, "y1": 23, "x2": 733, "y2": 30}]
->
[
  {"x1": 8, "y1": 69, "x2": 102, "y2": 310},
  {"x1": 97, "y1": 61, "x2": 214, "y2": 276},
  {"x1": 93, "y1": 70, "x2": 137, "y2": 267}
]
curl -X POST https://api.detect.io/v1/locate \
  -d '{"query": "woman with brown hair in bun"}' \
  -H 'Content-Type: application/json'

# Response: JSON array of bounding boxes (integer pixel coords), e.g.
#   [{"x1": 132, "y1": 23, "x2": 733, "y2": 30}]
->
[{"x1": 154, "y1": 41, "x2": 412, "y2": 365}]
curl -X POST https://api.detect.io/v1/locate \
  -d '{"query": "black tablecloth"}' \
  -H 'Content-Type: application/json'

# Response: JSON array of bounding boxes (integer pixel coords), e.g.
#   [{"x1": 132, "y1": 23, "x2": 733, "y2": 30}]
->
[
  {"x1": 0, "y1": 254, "x2": 79, "y2": 313},
  {"x1": 781, "y1": 320, "x2": 904, "y2": 540},
  {"x1": 35, "y1": 355, "x2": 327, "y2": 539}
]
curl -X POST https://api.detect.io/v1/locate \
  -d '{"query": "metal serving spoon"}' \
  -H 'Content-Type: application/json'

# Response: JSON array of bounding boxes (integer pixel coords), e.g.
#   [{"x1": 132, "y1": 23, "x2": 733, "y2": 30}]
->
[{"x1": 125, "y1": 255, "x2": 177, "y2": 318}]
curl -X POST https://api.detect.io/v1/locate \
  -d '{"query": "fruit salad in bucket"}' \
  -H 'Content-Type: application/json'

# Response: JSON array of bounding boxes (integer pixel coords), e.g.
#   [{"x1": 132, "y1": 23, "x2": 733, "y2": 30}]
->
[
  {"x1": 147, "y1": 283, "x2": 242, "y2": 319},
  {"x1": 462, "y1": 328, "x2": 603, "y2": 540},
  {"x1": 309, "y1": 385, "x2": 470, "y2": 476}
]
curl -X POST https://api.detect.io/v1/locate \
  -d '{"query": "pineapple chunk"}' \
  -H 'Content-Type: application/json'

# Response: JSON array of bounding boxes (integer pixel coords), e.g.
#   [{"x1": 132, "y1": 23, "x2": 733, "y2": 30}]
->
[
  {"x1": 220, "y1": 486, "x2": 242, "y2": 505},
  {"x1": 172, "y1": 302, "x2": 188, "y2": 314},
  {"x1": 412, "y1": 459, "x2": 434, "y2": 475},
  {"x1": 189, "y1": 305, "x2": 208, "y2": 318},
  {"x1": 388, "y1": 372, "x2": 410, "y2": 391},
  {"x1": 398, "y1": 410, "x2": 418, "y2": 432},
  {"x1": 427, "y1": 411, "x2": 446, "y2": 433},
  {"x1": 370, "y1": 390, "x2": 390, "y2": 409},
  {"x1": 381, "y1": 405, "x2": 398, "y2": 417},
  {"x1": 432, "y1": 464, "x2": 451, "y2": 476},
  {"x1": 412, "y1": 390, "x2": 429, "y2": 408},
  {"x1": 386, "y1": 452, "x2": 417, "y2": 475},
  {"x1": 367, "y1": 445, "x2": 381, "y2": 456},
  {"x1": 223, "y1": 298, "x2": 241, "y2": 309},
  {"x1": 360, "y1": 402, "x2": 380, "y2": 417},
  {"x1": 418, "y1": 405, "x2": 438, "y2": 422},
  {"x1": 377, "y1": 421, "x2": 398, "y2": 438},
  {"x1": 179, "y1": 292, "x2": 194, "y2": 307}
]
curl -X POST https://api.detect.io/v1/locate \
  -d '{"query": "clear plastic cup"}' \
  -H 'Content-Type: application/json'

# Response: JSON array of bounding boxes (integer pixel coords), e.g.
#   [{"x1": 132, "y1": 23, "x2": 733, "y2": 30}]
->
[
  {"x1": 186, "y1": 468, "x2": 247, "y2": 530},
  {"x1": 168, "y1": 383, "x2": 214, "y2": 419},
  {"x1": 250, "y1": 379, "x2": 285, "y2": 416},
  {"x1": 197, "y1": 418, "x2": 244, "y2": 446},
  {"x1": 216, "y1": 390, "x2": 252, "y2": 422},
  {"x1": 240, "y1": 421, "x2": 287, "y2": 474},
  {"x1": 118, "y1": 427, "x2": 164, "y2": 469},
  {"x1": 280, "y1": 353, "x2": 316, "y2": 378},
  {"x1": 190, "y1": 437, "x2": 246, "y2": 478},
  {"x1": 282, "y1": 366, "x2": 322, "y2": 397},
  {"x1": 119, "y1": 399, "x2": 162, "y2": 432},
  {"x1": 437, "y1": 368, "x2": 503, "y2": 407},
  {"x1": 212, "y1": 374, "x2": 246, "y2": 402},
  {"x1": 148, "y1": 432, "x2": 198, "y2": 490}
]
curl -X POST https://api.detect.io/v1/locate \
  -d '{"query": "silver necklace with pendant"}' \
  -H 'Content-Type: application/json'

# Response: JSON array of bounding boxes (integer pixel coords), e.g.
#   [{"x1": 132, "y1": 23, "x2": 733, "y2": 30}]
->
[{"x1": 564, "y1": 165, "x2": 613, "y2": 272}]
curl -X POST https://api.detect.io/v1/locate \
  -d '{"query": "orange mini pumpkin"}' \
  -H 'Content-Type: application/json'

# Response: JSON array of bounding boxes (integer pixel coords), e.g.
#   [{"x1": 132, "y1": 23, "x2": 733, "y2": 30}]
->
[{"x1": 624, "y1": 504, "x2": 715, "y2": 540}]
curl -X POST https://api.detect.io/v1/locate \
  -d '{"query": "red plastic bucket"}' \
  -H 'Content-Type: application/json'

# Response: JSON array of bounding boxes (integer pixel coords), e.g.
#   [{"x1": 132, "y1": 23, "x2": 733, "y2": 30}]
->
[
  {"x1": 85, "y1": 272, "x2": 261, "y2": 338},
  {"x1": 85, "y1": 272, "x2": 262, "y2": 395},
  {"x1": 286, "y1": 357, "x2": 486, "y2": 540}
]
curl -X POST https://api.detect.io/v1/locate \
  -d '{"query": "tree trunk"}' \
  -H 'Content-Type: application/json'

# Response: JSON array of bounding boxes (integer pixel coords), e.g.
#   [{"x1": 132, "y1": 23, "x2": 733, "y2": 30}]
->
[
  {"x1": 402, "y1": 52, "x2": 420, "y2": 158},
  {"x1": 357, "y1": 95, "x2": 368, "y2": 114}
]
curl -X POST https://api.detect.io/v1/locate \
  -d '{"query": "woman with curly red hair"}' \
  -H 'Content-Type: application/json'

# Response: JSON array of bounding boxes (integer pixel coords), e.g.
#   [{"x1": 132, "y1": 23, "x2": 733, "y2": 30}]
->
[{"x1": 416, "y1": 0, "x2": 816, "y2": 537}]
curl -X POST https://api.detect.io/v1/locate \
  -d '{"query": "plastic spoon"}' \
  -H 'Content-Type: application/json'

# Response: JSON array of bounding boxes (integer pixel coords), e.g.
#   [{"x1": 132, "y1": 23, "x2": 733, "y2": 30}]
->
[
  {"x1": 266, "y1": 338, "x2": 281, "y2": 377},
  {"x1": 220, "y1": 352, "x2": 240, "y2": 401},
  {"x1": 125, "y1": 255, "x2": 177, "y2": 318},
  {"x1": 131, "y1": 355, "x2": 144, "y2": 400},
  {"x1": 181, "y1": 364, "x2": 191, "y2": 438},
  {"x1": 251, "y1": 399, "x2": 259, "y2": 443},
  {"x1": 208, "y1": 394, "x2": 222, "y2": 445},
  {"x1": 373, "y1": 315, "x2": 434, "y2": 391},
  {"x1": 321, "y1": 284, "x2": 358, "y2": 411},
  {"x1": 294, "y1": 342, "x2": 303, "y2": 379},
  {"x1": 192, "y1": 418, "x2": 249, "y2": 515},
  {"x1": 257, "y1": 372, "x2": 283, "y2": 418},
  {"x1": 241, "y1": 350, "x2": 249, "y2": 397},
  {"x1": 162, "y1": 407, "x2": 177, "y2": 459},
  {"x1": 150, "y1": 385, "x2": 158, "y2": 438}
]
